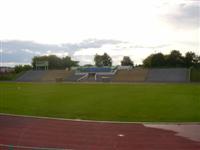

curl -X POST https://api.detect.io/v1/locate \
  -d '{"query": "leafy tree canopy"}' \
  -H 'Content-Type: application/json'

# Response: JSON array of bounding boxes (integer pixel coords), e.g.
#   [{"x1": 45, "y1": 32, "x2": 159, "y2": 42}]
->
[
  {"x1": 14, "y1": 65, "x2": 32, "y2": 73},
  {"x1": 94, "y1": 53, "x2": 112, "y2": 67},
  {"x1": 121, "y1": 56, "x2": 134, "y2": 66},
  {"x1": 143, "y1": 50, "x2": 200, "y2": 68},
  {"x1": 32, "y1": 55, "x2": 79, "y2": 70}
]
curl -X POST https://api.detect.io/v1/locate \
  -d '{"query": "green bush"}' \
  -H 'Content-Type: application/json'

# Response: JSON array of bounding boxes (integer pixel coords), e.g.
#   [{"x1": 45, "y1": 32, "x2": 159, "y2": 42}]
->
[
  {"x1": 190, "y1": 68, "x2": 200, "y2": 82},
  {"x1": 0, "y1": 72, "x2": 25, "y2": 81},
  {"x1": 0, "y1": 73, "x2": 15, "y2": 80},
  {"x1": 14, "y1": 65, "x2": 32, "y2": 73}
]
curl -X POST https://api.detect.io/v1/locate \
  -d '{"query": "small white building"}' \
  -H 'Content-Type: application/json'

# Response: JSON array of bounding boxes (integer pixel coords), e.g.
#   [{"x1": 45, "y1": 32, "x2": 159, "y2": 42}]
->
[
  {"x1": 117, "y1": 66, "x2": 133, "y2": 70},
  {"x1": 0, "y1": 67, "x2": 14, "y2": 73}
]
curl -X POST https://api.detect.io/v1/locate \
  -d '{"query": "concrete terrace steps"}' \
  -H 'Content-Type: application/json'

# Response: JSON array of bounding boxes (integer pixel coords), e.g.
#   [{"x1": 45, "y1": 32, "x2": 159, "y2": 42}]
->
[
  {"x1": 146, "y1": 68, "x2": 189, "y2": 82},
  {"x1": 65, "y1": 71, "x2": 85, "y2": 82},
  {"x1": 96, "y1": 74, "x2": 114, "y2": 82},
  {"x1": 113, "y1": 68, "x2": 149, "y2": 82},
  {"x1": 41, "y1": 70, "x2": 73, "y2": 82},
  {"x1": 16, "y1": 70, "x2": 73, "y2": 82},
  {"x1": 113, "y1": 68, "x2": 189, "y2": 83},
  {"x1": 16, "y1": 70, "x2": 47, "y2": 82}
]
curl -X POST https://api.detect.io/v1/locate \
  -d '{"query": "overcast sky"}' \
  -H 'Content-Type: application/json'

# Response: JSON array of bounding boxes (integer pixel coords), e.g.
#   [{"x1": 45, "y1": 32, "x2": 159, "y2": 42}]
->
[{"x1": 0, "y1": 0, "x2": 199, "y2": 66}]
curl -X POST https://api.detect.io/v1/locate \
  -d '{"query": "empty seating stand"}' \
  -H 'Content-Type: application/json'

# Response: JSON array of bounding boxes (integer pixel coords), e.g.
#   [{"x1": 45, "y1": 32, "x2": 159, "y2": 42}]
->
[
  {"x1": 146, "y1": 68, "x2": 189, "y2": 82},
  {"x1": 16, "y1": 70, "x2": 73, "y2": 82},
  {"x1": 16, "y1": 68, "x2": 190, "y2": 83},
  {"x1": 96, "y1": 74, "x2": 114, "y2": 82},
  {"x1": 41, "y1": 70, "x2": 73, "y2": 82},
  {"x1": 113, "y1": 68, "x2": 149, "y2": 82},
  {"x1": 16, "y1": 70, "x2": 47, "y2": 82},
  {"x1": 65, "y1": 72, "x2": 85, "y2": 82}
]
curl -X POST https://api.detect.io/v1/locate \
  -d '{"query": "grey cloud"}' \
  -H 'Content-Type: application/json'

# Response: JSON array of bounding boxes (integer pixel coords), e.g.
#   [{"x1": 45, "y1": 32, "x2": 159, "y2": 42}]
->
[
  {"x1": 164, "y1": 2, "x2": 200, "y2": 29},
  {"x1": 0, "y1": 39, "x2": 123, "y2": 65},
  {"x1": 61, "y1": 39, "x2": 123, "y2": 52},
  {"x1": 131, "y1": 44, "x2": 170, "y2": 49}
]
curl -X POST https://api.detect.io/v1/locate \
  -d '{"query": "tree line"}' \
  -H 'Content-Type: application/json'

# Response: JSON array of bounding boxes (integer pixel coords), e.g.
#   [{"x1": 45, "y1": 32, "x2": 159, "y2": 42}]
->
[
  {"x1": 93, "y1": 51, "x2": 200, "y2": 68},
  {"x1": 32, "y1": 55, "x2": 79, "y2": 69},
  {"x1": 143, "y1": 50, "x2": 200, "y2": 68},
  {"x1": 30, "y1": 53, "x2": 134, "y2": 69},
  {"x1": 93, "y1": 53, "x2": 133, "y2": 67},
  {"x1": 13, "y1": 50, "x2": 200, "y2": 73}
]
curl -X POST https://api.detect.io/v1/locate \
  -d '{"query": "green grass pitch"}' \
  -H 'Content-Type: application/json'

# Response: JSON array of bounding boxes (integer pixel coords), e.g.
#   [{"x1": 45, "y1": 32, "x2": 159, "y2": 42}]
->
[{"x1": 0, "y1": 82, "x2": 200, "y2": 122}]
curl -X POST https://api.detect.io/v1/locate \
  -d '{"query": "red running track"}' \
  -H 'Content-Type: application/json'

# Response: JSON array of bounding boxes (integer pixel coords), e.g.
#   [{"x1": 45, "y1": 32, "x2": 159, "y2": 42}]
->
[{"x1": 0, "y1": 114, "x2": 200, "y2": 150}]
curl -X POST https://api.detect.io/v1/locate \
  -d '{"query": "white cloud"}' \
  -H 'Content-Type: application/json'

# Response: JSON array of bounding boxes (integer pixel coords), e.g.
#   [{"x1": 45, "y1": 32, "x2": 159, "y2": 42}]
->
[
  {"x1": 45, "y1": 51, "x2": 69, "y2": 58},
  {"x1": 0, "y1": 0, "x2": 198, "y2": 43},
  {"x1": 74, "y1": 43, "x2": 169, "y2": 65},
  {"x1": 0, "y1": 0, "x2": 199, "y2": 66},
  {"x1": 162, "y1": 2, "x2": 200, "y2": 29},
  {"x1": 21, "y1": 49, "x2": 41, "y2": 55},
  {"x1": 0, "y1": 62, "x2": 31, "y2": 67}
]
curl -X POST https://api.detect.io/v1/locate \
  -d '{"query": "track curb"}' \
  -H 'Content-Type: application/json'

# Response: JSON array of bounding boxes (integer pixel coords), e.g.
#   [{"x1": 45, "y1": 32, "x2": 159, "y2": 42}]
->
[{"x1": 1, "y1": 113, "x2": 200, "y2": 125}]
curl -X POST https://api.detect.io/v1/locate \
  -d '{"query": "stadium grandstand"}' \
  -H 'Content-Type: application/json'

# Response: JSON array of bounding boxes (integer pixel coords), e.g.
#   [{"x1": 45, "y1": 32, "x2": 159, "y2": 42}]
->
[{"x1": 15, "y1": 66, "x2": 193, "y2": 83}]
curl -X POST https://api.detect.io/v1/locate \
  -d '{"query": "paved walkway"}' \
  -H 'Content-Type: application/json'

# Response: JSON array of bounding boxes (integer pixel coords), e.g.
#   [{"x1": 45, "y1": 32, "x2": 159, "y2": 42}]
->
[{"x1": 0, "y1": 115, "x2": 200, "y2": 150}]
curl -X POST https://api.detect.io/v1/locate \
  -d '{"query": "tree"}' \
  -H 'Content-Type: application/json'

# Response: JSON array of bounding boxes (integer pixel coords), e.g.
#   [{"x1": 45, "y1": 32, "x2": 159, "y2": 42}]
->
[
  {"x1": 48, "y1": 55, "x2": 63, "y2": 69},
  {"x1": 151, "y1": 53, "x2": 166, "y2": 67},
  {"x1": 94, "y1": 54, "x2": 103, "y2": 67},
  {"x1": 143, "y1": 53, "x2": 165, "y2": 68},
  {"x1": 121, "y1": 56, "x2": 134, "y2": 66},
  {"x1": 32, "y1": 55, "x2": 79, "y2": 69},
  {"x1": 193, "y1": 55, "x2": 200, "y2": 68},
  {"x1": 23, "y1": 65, "x2": 33, "y2": 71},
  {"x1": 62, "y1": 56, "x2": 79, "y2": 69},
  {"x1": 14, "y1": 65, "x2": 24, "y2": 73},
  {"x1": 143, "y1": 50, "x2": 200, "y2": 68},
  {"x1": 166, "y1": 50, "x2": 184, "y2": 67},
  {"x1": 143, "y1": 54, "x2": 153, "y2": 68},
  {"x1": 14, "y1": 65, "x2": 32, "y2": 73},
  {"x1": 184, "y1": 52, "x2": 197, "y2": 68},
  {"x1": 94, "y1": 53, "x2": 112, "y2": 67}
]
